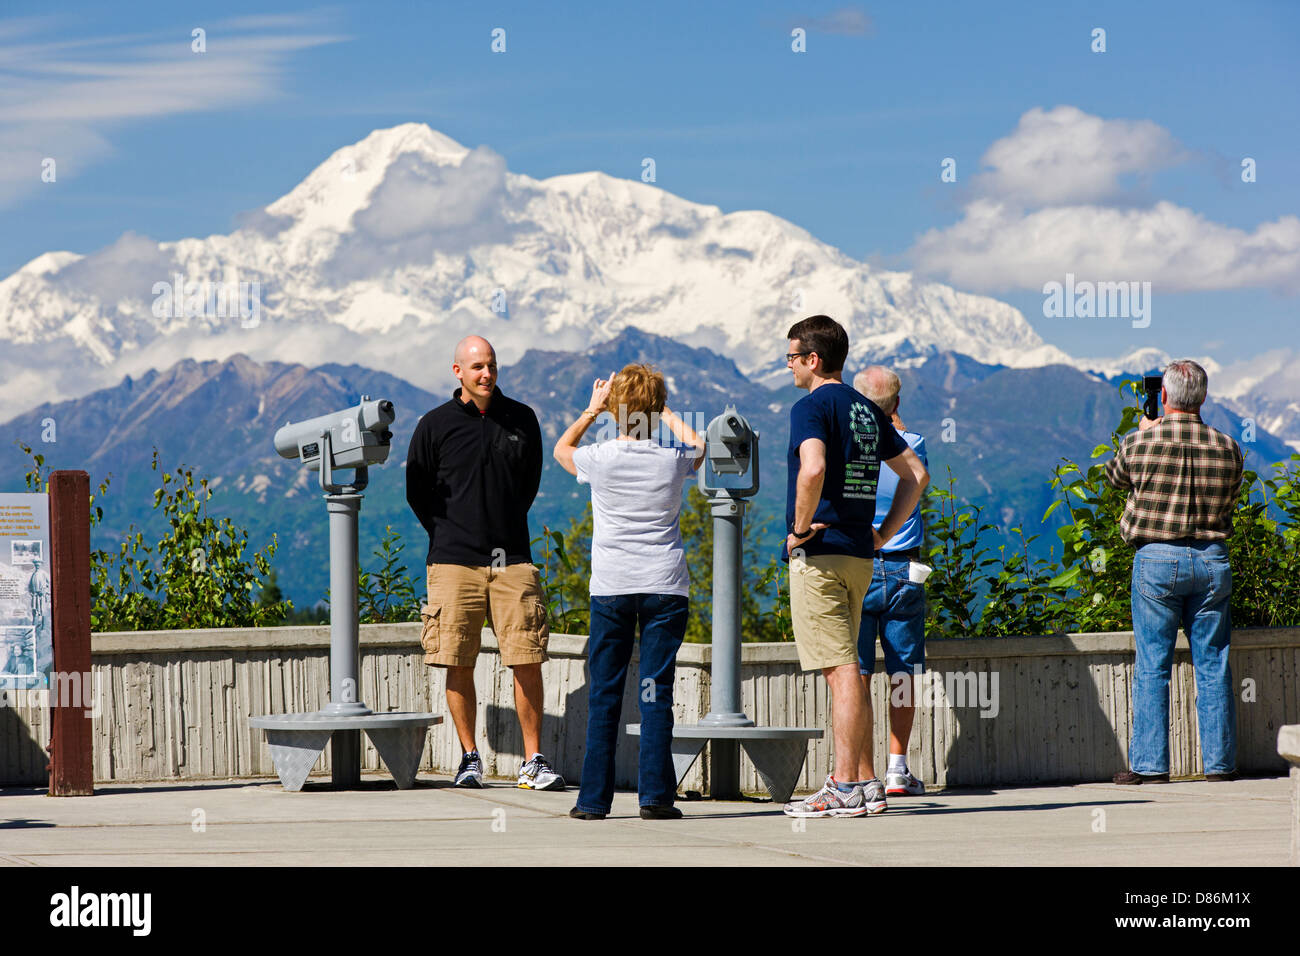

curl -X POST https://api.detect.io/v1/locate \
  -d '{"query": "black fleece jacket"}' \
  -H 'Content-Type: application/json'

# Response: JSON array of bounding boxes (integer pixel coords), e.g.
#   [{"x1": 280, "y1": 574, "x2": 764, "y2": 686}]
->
[{"x1": 405, "y1": 386, "x2": 542, "y2": 567}]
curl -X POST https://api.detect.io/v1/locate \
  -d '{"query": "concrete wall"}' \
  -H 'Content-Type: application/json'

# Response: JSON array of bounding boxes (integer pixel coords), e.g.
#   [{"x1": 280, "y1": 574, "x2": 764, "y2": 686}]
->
[{"x1": 3, "y1": 625, "x2": 1298, "y2": 791}]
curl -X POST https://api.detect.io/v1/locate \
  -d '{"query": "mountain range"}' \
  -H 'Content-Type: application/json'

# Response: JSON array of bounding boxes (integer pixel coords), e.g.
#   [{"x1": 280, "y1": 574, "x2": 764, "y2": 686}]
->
[
  {"x1": 1, "y1": 330, "x2": 1291, "y2": 609},
  {"x1": 3, "y1": 122, "x2": 1293, "y2": 447}
]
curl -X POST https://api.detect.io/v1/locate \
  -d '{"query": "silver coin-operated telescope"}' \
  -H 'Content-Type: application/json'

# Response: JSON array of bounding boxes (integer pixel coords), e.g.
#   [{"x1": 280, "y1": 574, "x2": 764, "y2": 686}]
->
[
  {"x1": 273, "y1": 397, "x2": 395, "y2": 491},
  {"x1": 250, "y1": 396, "x2": 440, "y2": 791},
  {"x1": 628, "y1": 403, "x2": 821, "y2": 802}
]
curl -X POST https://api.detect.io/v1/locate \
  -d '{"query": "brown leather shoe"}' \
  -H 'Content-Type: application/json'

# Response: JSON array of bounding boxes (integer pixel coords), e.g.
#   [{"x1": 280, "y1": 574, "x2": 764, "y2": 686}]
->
[
  {"x1": 1205, "y1": 771, "x2": 1238, "y2": 782},
  {"x1": 1112, "y1": 769, "x2": 1170, "y2": 785},
  {"x1": 639, "y1": 805, "x2": 683, "y2": 820}
]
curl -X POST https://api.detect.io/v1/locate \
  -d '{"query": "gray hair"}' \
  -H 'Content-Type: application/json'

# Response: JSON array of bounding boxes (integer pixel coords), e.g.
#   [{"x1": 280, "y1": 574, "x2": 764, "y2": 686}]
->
[
  {"x1": 1163, "y1": 359, "x2": 1208, "y2": 409},
  {"x1": 852, "y1": 366, "x2": 901, "y2": 415}
]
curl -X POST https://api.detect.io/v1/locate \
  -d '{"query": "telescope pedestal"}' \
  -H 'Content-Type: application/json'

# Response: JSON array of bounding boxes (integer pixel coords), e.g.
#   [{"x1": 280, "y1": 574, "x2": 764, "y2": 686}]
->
[
  {"x1": 625, "y1": 724, "x2": 822, "y2": 803},
  {"x1": 624, "y1": 481, "x2": 822, "y2": 804},
  {"x1": 250, "y1": 712, "x2": 441, "y2": 791},
  {"x1": 249, "y1": 483, "x2": 440, "y2": 791}
]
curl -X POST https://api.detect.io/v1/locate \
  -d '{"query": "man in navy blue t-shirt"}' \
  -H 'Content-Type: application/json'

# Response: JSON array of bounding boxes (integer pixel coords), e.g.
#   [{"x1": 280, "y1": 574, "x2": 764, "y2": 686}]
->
[{"x1": 780, "y1": 315, "x2": 929, "y2": 819}]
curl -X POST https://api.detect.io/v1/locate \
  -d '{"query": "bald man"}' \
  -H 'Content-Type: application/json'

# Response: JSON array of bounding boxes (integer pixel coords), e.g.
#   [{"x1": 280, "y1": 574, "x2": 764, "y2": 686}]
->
[
  {"x1": 852, "y1": 366, "x2": 930, "y2": 797},
  {"x1": 406, "y1": 336, "x2": 563, "y2": 791}
]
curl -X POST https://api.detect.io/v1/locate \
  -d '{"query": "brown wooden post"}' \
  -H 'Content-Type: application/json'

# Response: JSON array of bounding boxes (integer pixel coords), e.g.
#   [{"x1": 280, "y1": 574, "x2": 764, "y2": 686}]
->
[{"x1": 47, "y1": 470, "x2": 93, "y2": 796}]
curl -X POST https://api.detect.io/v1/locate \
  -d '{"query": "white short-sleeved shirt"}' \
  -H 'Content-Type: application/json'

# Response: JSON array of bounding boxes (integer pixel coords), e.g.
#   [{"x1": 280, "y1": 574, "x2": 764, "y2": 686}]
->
[{"x1": 572, "y1": 439, "x2": 699, "y2": 597}]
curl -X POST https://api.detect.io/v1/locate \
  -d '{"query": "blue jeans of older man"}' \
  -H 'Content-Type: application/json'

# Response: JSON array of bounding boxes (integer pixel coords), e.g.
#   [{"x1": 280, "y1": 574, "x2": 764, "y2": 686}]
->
[
  {"x1": 1128, "y1": 540, "x2": 1236, "y2": 777},
  {"x1": 576, "y1": 593, "x2": 688, "y2": 814}
]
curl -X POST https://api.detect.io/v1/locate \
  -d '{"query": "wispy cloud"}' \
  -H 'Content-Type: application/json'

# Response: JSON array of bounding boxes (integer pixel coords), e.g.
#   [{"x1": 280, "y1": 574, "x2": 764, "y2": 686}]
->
[
  {"x1": 910, "y1": 106, "x2": 1300, "y2": 294},
  {"x1": 786, "y1": 7, "x2": 874, "y2": 36},
  {"x1": 0, "y1": 13, "x2": 346, "y2": 206}
]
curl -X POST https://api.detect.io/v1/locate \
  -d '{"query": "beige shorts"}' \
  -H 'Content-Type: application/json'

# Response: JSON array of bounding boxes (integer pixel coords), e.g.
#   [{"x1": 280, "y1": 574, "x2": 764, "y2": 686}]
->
[
  {"x1": 788, "y1": 552, "x2": 873, "y2": 672},
  {"x1": 420, "y1": 563, "x2": 550, "y2": 668}
]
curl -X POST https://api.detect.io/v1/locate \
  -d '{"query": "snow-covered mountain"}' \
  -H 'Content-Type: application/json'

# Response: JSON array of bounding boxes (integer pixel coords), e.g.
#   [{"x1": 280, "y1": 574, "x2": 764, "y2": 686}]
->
[
  {"x1": 0, "y1": 122, "x2": 1072, "y2": 420},
  {"x1": 2, "y1": 122, "x2": 1294, "y2": 445},
  {"x1": 1210, "y1": 348, "x2": 1300, "y2": 452}
]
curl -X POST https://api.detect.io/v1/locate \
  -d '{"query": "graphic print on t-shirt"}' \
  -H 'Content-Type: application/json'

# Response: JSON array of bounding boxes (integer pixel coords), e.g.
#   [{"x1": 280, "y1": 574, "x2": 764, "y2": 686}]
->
[{"x1": 844, "y1": 399, "x2": 882, "y2": 501}]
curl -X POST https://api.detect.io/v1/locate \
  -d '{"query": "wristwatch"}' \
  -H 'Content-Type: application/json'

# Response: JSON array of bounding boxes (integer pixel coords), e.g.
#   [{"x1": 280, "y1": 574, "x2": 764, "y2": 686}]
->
[{"x1": 789, "y1": 522, "x2": 812, "y2": 538}]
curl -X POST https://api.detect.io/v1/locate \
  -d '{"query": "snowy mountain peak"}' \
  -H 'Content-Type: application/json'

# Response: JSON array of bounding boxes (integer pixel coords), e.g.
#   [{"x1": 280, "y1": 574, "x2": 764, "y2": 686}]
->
[
  {"x1": 1077, "y1": 346, "x2": 1223, "y2": 380},
  {"x1": 18, "y1": 251, "x2": 81, "y2": 277},
  {"x1": 264, "y1": 123, "x2": 472, "y2": 235}
]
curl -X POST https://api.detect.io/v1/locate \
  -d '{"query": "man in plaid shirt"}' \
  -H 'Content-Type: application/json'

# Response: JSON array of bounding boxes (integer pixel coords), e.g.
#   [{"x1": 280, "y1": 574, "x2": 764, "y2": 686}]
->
[{"x1": 1105, "y1": 360, "x2": 1244, "y2": 785}]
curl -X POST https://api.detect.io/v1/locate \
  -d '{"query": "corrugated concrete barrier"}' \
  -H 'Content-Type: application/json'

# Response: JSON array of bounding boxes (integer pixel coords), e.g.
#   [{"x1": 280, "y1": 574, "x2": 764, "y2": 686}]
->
[{"x1": 3, "y1": 625, "x2": 1297, "y2": 792}]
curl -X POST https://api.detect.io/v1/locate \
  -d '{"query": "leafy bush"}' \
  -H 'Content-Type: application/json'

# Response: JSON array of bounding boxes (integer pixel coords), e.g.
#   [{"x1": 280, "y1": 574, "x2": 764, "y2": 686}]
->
[
  {"x1": 1225, "y1": 456, "x2": 1300, "y2": 626},
  {"x1": 19, "y1": 444, "x2": 290, "y2": 631},
  {"x1": 357, "y1": 525, "x2": 423, "y2": 624},
  {"x1": 922, "y1": 468, "x2": 1071, "y2": 638},
  {"x1": 534, "y1": 508, "x2": 594, "y2": 635}
]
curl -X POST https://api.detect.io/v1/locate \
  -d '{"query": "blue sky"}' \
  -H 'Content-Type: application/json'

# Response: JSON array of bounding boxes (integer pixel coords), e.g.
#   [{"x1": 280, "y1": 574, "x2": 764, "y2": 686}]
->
[{"x1": 3, "y1": 0, "x2": 1297, "y2": 364}]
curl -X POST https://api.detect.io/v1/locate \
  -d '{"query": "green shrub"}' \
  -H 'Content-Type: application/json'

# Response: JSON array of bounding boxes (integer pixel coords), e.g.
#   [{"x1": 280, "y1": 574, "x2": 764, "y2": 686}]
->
[
  {"x1": 357, "y1": 525, "x2": 423, "y2": 624},
  {"x1": 19, "y1": 444, "x2": 290, "y2": 631}
]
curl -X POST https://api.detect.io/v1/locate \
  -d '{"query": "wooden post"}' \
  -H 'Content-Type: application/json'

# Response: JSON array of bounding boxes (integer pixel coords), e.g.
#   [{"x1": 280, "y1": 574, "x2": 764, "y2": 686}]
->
[{"x1": 48, "y1": 470, "x2": 93, "y2": 796}]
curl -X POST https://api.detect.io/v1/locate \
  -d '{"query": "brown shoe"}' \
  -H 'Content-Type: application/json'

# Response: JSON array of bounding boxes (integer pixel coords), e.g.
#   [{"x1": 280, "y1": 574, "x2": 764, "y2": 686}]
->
[
  {"x1": 639, "y1": 805, "x2": 683, "y2": 820},
  {"x1": 1205, "y1": 771, "x2": 1238, "y2": 782},
  {"x1": 1112, "y1": 769, "x2": 1169, "y2": 785}
]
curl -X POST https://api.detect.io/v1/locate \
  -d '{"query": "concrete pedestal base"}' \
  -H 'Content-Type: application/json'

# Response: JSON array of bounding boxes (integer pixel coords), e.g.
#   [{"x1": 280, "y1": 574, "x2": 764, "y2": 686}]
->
[
  {"x1": 250, "y1": 712, "x2": 441, "y2": 791},
  {"x1": 627, "y1": 724, "x2": 822, "y2": 803}
]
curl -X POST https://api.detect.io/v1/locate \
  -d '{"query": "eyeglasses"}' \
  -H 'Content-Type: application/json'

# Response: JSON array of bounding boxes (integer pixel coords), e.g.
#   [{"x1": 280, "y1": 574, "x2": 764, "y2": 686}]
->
[{"x1": 785, "y1": 351, "x2": 812, "y2": 364}]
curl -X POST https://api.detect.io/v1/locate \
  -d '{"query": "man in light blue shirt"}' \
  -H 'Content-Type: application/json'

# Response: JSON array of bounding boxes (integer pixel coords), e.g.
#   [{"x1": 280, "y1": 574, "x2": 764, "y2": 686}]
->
[{"x1": 854, "y1": 367, "x2": 929, "y2": 797}]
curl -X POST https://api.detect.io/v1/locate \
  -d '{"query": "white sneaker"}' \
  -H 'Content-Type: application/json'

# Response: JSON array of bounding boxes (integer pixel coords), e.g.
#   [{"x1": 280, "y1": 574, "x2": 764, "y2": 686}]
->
[
  {"x1": 885, "y1": 768, "x2": 925, "y2": 796},
  {"x1": 454, "y1": 751, "x2": 484, "y2": 788},
  {"x1": 518, "y1": 753, "x2": 566, "y2": 791}
]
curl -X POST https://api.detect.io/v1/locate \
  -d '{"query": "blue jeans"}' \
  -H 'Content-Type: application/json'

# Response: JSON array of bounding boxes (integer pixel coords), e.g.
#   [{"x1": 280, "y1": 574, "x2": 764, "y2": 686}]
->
[
  {"x1": 857, "y1": 557, "x2": 926, "y2": 676},
  {"x1": 1129, "y1": 540, "x2": 1236, "y2": 776},
  {"x1": 577, "y1": 593, "x2": 688, "y2": 813}
]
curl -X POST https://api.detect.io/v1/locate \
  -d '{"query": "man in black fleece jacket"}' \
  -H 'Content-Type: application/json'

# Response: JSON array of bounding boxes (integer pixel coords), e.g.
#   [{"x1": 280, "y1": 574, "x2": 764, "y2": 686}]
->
[{"x1": 405, "y1": 335, "x2": 563, "y2": 791}]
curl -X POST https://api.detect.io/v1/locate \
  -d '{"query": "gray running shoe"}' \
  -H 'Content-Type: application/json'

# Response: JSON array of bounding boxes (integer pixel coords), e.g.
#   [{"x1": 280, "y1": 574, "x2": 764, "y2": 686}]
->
[
  {"x1": 782, "y1": 776, "x2": 868, "y2": 818},
  {"x1": 860, "y1": 778, "x2": 888, "y2": 814},
  {"x1": 454, "y1": 751, "x2": 484, "y2": 788},
  {"x1": 885, "y1": 769, "x2": 925, "y2": 796}
]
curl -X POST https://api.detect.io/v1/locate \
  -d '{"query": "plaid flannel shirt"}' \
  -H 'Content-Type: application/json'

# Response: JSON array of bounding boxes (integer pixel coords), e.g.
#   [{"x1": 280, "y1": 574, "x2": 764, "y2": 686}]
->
[{"x1": 1104, "y1": 411, "x2": 1244, "y2": 546}]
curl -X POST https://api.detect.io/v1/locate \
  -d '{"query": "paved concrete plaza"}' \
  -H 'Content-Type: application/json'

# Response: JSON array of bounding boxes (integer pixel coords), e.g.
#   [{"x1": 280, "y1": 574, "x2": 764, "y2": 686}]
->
[{"x1": 0, "y1": 773, "x2": 1291, "y2": 866}]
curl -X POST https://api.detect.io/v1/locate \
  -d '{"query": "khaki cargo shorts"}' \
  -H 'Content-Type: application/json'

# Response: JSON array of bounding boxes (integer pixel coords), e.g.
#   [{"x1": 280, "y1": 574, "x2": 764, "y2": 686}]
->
[
  {"x1": 420, "y1": 563, "x2": 550, "y2": 668},
  {"x1": 788, "y1": 552, "x2": 873, "y2": 672}
]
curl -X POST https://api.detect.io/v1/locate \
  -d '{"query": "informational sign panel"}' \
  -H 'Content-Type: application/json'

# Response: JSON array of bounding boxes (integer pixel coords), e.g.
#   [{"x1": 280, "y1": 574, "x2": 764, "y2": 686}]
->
[{"x1": 0, "y1": 493, "x2": 52, "y2": 691}]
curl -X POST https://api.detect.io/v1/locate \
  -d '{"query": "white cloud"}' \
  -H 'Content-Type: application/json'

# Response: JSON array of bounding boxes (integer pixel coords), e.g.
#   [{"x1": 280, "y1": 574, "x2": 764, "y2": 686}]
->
[
  {"x1": 53, "y1": 231, "x2": 176, "y2": 303},
  {"x1": 0, "y1": 15, "x2": 345, "y2": 206},
  {"x1": 910, "y1": 106, "x2": 1300, "y2": 294},
  {"x1": 802, "y1": 8, "x2": 873, "y2": 36},
  {"x1": 973, "y1": 105, "x2": 1185, "y2": 207},
  {"x1": 1212, "y1": 347, "x2": 1300, "y2": 403},
  {"x1": 913, "y1": 198, "x2": 1300, "y2": 293},
  {"x1": 353, "y1": 147, "x2": 510, "y2": 243},
  {"x1": 330, "y1": 146, "x2": 523, "y2": 280}
]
